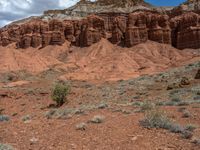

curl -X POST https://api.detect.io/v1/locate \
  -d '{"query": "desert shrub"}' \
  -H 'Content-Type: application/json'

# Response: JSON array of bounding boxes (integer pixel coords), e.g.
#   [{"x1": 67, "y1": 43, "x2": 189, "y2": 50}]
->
[
  {"x1": 178, "y1": 107, "x2": 186, "y2": 112},
  {"x1": 76, "y1": 123, "x2": 87, "y2": 131},
  {"x1": 177, "y1": 101, "x2": 190, "y2": 106},
  {"x1": 51, "y1": 82, "x2": 70, "y2": 107},
  {"x1": 0, "y1": 115, "x2": 10, "y2": 122},
  {"x1": 4, "y1": 72, "x2": 18, "y2": 82},
  {"x1": 181, "y1": 130, "x2": 193, "y2": 139},
  {"x1": 140, "y1": 101, "x2": 155, "y2": 112},
  {"x1": 171, "y1": 97, "x2": 181, "y2": 103},
  {"x1": 45, "y1": 108, "x2": 74, "y2": 119},
  {"x1": 182, "y1": 110, "x2": 192, "y2": 118},
  {"x1": 164, "y1": 101, "x2": 177, "y2": 106},
  {"x1": 169, "y1": 123, "x2": 184, "y2": 133},
  {"x1": 90, "y1": 115, "x2": 105, "y2": 124},
  {"x1": 140, "y1": 109, "x2": 195, "y2": 139},
  {"x1": 97, "y1": 103, "x2": 108, "y2": 109},
  {"x1": 192, "y1": 138, "x2": 200, "y2": 145},
  {"x1": 185, "y1": 124, "x2": 197, "y2": 132},
  {"x1": 0, "y1": 144, "x2": 14, "y2": 150},
  {"x1": 140, "y1": 109, "x2": 172, "y2": 129},
  {"x1": 21, "y1": 115, "x2": 31, "y2": 122}
]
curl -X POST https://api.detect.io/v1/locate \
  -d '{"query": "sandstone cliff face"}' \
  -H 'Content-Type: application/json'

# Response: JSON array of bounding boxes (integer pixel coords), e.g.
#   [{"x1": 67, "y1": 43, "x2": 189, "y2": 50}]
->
[
  {"x1": 0, "y1": 15, "x2": 106, "y2": 49},
  {"x1": 170, "y1": 12, "x2": 200, "y2": 49},
  {"x1": 1, "y1": 10, "x2": 200, "y2": 50},
  {"x1": 117, "y1": 12, "x2": 171, "y2": 47}
]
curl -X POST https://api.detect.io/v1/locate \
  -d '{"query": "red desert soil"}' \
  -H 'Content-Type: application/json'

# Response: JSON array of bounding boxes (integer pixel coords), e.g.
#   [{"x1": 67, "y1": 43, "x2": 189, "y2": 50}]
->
[
  {"x1": 0, "y1": 39, "x2": 199, "y2": 82},
  {"x1": 0, "y1": 39, "x2": 200, "y2": 150},
  {"x1": 1, "y1": 92, "x2": 200, "y2": 150}
]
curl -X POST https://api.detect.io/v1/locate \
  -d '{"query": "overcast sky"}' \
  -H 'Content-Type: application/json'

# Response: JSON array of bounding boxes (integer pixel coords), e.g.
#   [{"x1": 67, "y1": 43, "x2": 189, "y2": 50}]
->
[{"x1": 0, "y1": 0, "x2": 186, "y2": 27}]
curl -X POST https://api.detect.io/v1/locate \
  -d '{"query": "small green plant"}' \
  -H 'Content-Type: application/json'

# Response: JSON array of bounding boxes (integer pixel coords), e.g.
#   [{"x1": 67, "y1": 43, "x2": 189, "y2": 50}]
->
[{"x1": 51, "y1": 82, "x2": 70, "y2": 107}]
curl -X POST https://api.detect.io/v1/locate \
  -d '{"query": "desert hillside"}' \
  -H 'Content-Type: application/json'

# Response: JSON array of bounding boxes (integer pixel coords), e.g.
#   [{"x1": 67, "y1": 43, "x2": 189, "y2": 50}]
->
[{"x1": 0, "y1": 0, "x2": 200, "y2": 150}]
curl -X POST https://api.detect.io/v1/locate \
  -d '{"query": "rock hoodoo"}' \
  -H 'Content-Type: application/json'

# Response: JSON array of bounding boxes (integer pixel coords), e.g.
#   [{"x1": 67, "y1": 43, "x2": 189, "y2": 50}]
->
[{"x1": 1, "y1": 0, "x2": 200, "y2": 49}]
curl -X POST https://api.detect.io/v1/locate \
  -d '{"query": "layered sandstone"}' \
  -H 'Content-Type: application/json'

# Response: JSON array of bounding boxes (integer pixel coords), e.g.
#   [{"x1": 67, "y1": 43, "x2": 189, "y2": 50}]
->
[
  {"x1": 170, "y1": 12, "x2": 200, "y2": 49},
  {"x1": 1, "y1": 0, "x2": 200, "y2": 49}
]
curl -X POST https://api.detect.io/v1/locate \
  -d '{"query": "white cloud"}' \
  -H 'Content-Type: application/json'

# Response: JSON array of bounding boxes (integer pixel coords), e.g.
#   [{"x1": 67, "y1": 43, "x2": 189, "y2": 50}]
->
[
  {"x1": 0, "y1": 0, "x2": 81, "y2": 27},
  {"x1": 59, "y1": 0, "x2": 79, "y2": 8}
]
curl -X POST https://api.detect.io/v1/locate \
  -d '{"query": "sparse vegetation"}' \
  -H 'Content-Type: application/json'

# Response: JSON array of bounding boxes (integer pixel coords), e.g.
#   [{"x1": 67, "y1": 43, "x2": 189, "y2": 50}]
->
[
  {"x1": 185, "y1": 124, "x2": 197, "y2": 132},
  {"x1": 97, "y1": 103, "x2": 108, "y2": 109},
  {"x1": 51, "y1": 82, "x2": 70, "y2": 107},
  {"x1": 169, "y1": 123, "x2": 184, "y2": 133},
  {"x1": 178, "y1": 107, "x2": 186, "y2": 112},
  {"x1": 139, "y1": 101, "x2": 155, "y2": 112},
  {"x1": 140, "y1": 109, "x2": 172, "y2": 129},
  {"x1": 0, "y1": 144, "x2": 14, "y2": 150},
  {"x1": 76, "y1": 123, "x2": 87, "y2": 131},
  {"x1": 21, "y1": 115, "x2": 31, "y2": 122},
  {"x1": 140, "y1": 108, "x2": 196, "y2": 139},
  {"x1": 45, "y1": 108, "x2": 73, "y2": 119},
  {"x1": 0, "y1": 115, "x2": 10, "y2": 122},
  {"x1": 192, "y1": 138, "x2": 200, "y2": 145},
  {"x1": 181, "y1": 130, "x2": 193, "y2": 139},
  {"x1": 182, "y1": 110, "x2": 192, "y2": 118},
  {"x1": 90, "y1": 115, "x2": 105, "y2": 124}
]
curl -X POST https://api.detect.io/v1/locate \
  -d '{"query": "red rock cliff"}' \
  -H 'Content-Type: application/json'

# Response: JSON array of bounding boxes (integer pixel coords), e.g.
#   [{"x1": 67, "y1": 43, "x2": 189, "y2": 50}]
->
[{"x1": 1, "y1": 11, "x2": 200, "y2": 49}]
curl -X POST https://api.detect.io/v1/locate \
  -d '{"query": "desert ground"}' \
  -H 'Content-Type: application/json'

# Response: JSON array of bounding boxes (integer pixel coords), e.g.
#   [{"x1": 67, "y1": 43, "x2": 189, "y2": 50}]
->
[{"x1": 0, "y1": 40, "x2": 200, "y2": 150}]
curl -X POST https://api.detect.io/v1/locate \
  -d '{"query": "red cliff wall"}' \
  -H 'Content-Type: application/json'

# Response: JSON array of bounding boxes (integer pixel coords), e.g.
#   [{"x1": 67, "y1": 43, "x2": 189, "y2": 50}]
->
[{"x1": 0, "y1": 11, "x2": 200, "y2": 49}]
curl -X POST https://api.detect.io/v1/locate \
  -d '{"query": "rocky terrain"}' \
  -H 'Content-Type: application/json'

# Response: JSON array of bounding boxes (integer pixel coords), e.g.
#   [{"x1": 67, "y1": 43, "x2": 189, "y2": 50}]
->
[{"x1": 0, "y1": 0, "x2": 200, "y2": 150}]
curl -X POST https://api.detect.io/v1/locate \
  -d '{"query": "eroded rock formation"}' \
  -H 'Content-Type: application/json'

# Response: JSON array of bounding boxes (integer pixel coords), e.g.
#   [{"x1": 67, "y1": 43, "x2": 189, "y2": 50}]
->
[
  {"x1": 1, "y1": 10, "x2": 200, "y2": 49},
  {"x1": 171, "y1": 12, "x2": 200, "y2": 49}
]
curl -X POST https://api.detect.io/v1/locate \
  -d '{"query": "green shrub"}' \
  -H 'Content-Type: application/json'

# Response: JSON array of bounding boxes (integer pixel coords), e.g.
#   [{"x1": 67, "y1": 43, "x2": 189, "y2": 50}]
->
[
  {"x1": 140, "y1": 109, "x2": 172, "y2": 129},
  {"x1": 51, "y1": 82, "x2": 70, "y2": 107},
  {"x1": 140, "y1": 101, "x2": 155, "y2": 112}
]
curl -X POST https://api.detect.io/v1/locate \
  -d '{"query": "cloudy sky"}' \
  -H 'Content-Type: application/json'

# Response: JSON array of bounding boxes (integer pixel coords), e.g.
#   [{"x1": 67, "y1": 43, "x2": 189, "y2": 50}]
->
[
  {"x1": 0, "y1": 0, "x2": 80, "y2": 27},
  {"x1": 0, "y1": 0, "x2": 186, "y2": 27}
]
